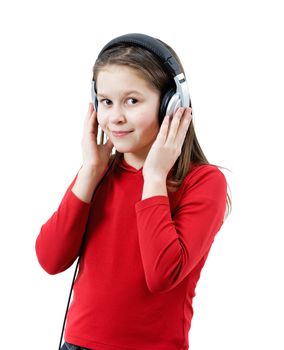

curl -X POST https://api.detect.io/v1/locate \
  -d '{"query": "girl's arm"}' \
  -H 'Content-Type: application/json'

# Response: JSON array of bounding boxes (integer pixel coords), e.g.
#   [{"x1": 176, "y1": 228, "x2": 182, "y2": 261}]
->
[
  {"x1": 72, "y1": 164, "x2": 106, "y2": 203},
  {"x1": 135, "y1": 165, "x2": 227, "y2": 294},
  {"x1": 35, "y1": 165, "x2": 105, "y2": 275}
]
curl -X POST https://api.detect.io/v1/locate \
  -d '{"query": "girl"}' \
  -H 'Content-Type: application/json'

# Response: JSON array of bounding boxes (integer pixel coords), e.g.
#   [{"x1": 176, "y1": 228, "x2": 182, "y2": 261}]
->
[{"x1": 35, "y1": 33, "x2": 232, "y2": 350}]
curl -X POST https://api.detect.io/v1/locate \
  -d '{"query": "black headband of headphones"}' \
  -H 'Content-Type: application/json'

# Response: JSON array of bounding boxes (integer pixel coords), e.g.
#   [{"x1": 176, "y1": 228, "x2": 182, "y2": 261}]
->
[
  {"x1": 97, "y1": 33, "x2": 183, "y2": 78},
  {"x1": 92, "y1": 33, "x2": 191, "y2": 117}
]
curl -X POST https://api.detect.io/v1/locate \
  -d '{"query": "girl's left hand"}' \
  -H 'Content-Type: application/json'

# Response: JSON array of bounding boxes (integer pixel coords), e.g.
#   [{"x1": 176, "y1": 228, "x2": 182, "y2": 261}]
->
[{"x1": 142, "y1": 107, "x2": 192, "y2": 179}]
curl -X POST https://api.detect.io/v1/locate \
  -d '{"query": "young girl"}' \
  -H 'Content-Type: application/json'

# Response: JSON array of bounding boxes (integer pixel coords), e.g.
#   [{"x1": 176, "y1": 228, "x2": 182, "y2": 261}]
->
[{"x1": 35, "y1": 33, "x2": 232, "y2": 350}]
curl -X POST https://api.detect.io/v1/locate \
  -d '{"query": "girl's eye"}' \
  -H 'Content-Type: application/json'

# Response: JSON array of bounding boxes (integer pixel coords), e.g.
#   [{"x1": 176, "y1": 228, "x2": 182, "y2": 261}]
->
[
  {"x1": 99, "y1": 98, "x2": 138, "y2": 106},
  {"x1": 99, "y1": 99, "x2": 112, "y2": 106},
  {"x1": 127, "y1": 98, "x2": 138, "y2": 105}
]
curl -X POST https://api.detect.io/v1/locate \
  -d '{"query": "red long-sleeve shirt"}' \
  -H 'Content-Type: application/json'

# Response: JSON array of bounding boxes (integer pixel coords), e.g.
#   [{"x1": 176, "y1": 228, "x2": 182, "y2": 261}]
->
[{"x1": 35, "y1": 156, "x2": 227, "y2": 350}]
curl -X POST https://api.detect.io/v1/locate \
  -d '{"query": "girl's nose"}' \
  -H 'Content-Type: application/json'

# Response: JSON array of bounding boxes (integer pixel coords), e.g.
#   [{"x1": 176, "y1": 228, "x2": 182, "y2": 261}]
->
[{"x1": 109, "y1": 105, "x2": 126, "y2": 123}]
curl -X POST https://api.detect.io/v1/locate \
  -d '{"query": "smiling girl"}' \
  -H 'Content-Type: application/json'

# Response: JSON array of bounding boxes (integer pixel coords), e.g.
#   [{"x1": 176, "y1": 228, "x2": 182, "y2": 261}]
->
[{"x1": 35, "y1": 33, "x2": 232, "y2": 350}]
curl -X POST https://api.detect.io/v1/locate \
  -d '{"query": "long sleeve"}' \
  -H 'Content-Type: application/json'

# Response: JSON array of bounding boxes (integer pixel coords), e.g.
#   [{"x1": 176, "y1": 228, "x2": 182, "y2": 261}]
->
[
  {"x1": 135, "y1": 165, "x2": 227, "y2": 294},
  {"x1": 35, "y1": 170, "x2": 92, "y2": 275}
]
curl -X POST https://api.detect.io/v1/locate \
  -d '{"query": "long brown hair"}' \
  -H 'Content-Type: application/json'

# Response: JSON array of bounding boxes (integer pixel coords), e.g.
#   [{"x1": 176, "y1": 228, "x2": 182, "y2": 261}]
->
[{"x1": 92, "y1": 41, "x2": 232, "y2": 220}]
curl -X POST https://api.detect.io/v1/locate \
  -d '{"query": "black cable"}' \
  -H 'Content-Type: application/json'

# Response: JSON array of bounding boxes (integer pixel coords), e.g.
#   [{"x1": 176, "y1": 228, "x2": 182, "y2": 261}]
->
[
  {"x1": 58, "y1": 255, "x2": 81, "y2": 350},
  {"x1": 58, "y1": 156, "x2": 116, "y2": 350}
]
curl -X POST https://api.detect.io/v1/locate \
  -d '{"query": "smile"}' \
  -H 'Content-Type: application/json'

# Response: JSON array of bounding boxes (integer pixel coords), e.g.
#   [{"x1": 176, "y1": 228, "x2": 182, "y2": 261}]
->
[{"x1": 112, "y1": 131, "x2": 133, "y2": 137}]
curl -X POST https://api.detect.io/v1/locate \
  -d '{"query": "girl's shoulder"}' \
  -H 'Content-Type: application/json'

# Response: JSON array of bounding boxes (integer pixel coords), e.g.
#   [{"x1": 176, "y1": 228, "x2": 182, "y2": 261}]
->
[
  {"x1": 183, "y1": 162, "x2": 227, "y2": 192},
  {"x1": 168, "y1": 162, "x2": 226, "y2": 194},
  {"x1": 189, "y1": 162, "x2": 224, "y2": 175}
]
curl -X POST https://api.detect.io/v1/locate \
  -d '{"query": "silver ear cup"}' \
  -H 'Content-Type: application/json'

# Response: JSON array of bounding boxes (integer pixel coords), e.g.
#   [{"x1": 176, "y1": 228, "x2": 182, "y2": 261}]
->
[
  {"x1": 91, "y1": 80, "x2": 103, "y2": 144},
  {"x1": 165, "y1": 93, "x2": 182, "y2": 119},
  {"x1": 91, "y1": 80, "x2": 97, "y2": 111}
]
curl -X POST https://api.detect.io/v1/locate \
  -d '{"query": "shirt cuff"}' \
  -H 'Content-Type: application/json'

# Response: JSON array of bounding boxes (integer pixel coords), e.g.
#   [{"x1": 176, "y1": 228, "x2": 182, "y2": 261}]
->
[
  {"x1": 67, "y1": 188, "x2": 93, "y2": 209},
  {"x1": 135, "y1": 195, "x2": 169, "y2": 212}
]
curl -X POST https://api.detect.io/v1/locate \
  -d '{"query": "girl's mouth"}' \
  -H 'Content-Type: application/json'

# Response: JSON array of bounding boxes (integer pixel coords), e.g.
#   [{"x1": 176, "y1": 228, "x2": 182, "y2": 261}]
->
[{"x1": 112, "y1": 131, "x2": 133, "y2": 137}]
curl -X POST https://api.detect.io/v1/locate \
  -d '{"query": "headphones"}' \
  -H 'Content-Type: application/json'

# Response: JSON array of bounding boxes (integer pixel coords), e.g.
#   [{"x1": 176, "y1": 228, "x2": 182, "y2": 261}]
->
[{"x1": 91, "y1": 33, "x2": 191, "y2": 126}]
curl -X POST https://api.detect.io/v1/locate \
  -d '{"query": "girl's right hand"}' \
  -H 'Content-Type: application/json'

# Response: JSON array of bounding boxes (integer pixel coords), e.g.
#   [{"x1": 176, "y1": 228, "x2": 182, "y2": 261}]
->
[{"x1": 81, "y1": 103, "x2": 114, "y2": 170}]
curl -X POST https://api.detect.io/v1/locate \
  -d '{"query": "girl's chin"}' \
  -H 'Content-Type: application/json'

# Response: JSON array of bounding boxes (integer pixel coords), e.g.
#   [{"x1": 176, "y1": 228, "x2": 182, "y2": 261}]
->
[
  {"x1": 112, "y1": 142, "x2": 142, "y2": 154},
  {"x1": 114, "y1": 146, "x2": 135, "y2": 153}
]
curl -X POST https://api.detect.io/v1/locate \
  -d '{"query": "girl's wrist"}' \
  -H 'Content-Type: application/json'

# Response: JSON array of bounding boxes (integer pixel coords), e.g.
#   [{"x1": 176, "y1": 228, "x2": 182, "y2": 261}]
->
[{"x1": 80, "y1": 164, "x2": 105, "y2": 179}]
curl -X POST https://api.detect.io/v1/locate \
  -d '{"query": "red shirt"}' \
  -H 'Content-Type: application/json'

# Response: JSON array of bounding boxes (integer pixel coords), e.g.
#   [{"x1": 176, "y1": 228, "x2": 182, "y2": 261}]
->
[{"x1": 35, "y1": 156, "x2": 227, "y2": 350}]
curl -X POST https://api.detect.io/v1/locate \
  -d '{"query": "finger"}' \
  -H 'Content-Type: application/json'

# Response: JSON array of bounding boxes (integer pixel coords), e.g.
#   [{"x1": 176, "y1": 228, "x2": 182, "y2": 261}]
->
[
  {"x1": 157, "y1": 115, "x2": 170, "y2": 143},
  {"x1": 181, "y1": 107, "x2": 192, "y2": 128},
  {"x1": 88, "y1": 110, "x2": 98, "y2": 134},
  {"x1": 166, "y1": 107, "x2": 185, "y2": 144},
  {"x1": 84, "y1": 103, "x2": 94, "y2": 129},
  {"x1": 176, "y1": 108, "x2": 192, "y2": 145},
  {"x1": 105, "y1": 136, "x2": 114, "y2": 152}
]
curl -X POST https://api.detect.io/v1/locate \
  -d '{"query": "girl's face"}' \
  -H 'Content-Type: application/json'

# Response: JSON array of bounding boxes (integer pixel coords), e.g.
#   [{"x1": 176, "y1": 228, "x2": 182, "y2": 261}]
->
[{"x1": 96, "y1": 64, "x2": 160, "y2": 166}]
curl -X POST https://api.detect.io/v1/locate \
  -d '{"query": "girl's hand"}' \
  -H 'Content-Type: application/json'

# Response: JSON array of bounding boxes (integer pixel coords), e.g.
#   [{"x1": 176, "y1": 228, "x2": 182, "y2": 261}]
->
[
  {"x1": 142, "y1": 107, "x2": 192, "y2": 179},
  {"x1": 81, "y1": 103, "x2": 114, "y2": 170}
]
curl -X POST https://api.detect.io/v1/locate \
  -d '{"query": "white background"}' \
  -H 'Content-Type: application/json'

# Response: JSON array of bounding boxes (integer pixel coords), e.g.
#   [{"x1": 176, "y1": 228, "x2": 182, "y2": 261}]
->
[{"x1": 0, "y1": 0, "x2": 283, "y2": 349}]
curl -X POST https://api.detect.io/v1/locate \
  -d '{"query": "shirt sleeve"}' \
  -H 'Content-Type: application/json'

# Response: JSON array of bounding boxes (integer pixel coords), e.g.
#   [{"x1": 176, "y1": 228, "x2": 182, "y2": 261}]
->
[
  {"x1": 135, "y1": 165, "x2": 227, "y2": 294},
  {"x1": 35, "y1": 168, "x2": 92, "y2": 275}
]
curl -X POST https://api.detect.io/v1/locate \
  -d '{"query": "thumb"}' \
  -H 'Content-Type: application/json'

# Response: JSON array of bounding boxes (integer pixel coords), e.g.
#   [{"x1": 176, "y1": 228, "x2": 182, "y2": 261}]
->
[{"x1": 105, "y1": 136, "x2": 114, "y2": 151}]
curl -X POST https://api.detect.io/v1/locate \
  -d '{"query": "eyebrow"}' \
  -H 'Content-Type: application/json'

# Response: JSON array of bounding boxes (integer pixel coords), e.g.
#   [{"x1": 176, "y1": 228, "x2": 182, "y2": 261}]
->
[{"x1": 97, "y1": 90, "x2": 143, "y2": 98}]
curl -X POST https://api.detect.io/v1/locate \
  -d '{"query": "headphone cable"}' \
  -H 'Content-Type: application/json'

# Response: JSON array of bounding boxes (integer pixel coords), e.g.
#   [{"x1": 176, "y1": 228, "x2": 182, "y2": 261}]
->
[{"x1": 58, "y1": 156, "x2": 116, "y2": 350}]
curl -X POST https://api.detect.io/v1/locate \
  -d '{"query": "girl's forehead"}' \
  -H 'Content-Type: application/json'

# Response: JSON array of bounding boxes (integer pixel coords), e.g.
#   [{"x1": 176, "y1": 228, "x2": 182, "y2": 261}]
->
[
  {"x1": 97, "y1": 64, "x2": 144, "y2": 78},
  {"x1": 96, "y1": 65, "x2": 156, "y2": 92}
]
